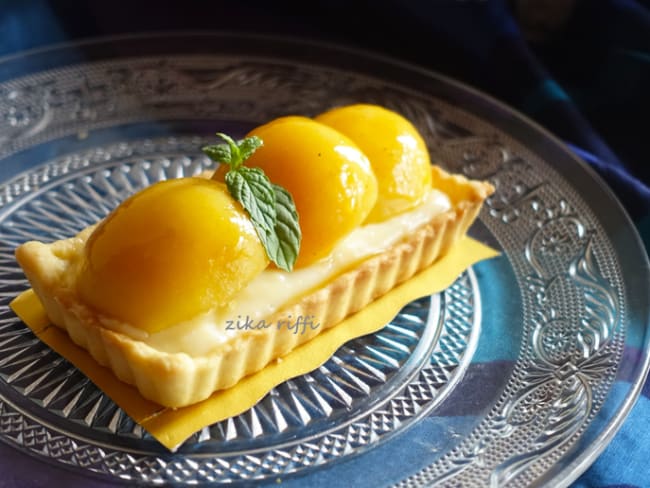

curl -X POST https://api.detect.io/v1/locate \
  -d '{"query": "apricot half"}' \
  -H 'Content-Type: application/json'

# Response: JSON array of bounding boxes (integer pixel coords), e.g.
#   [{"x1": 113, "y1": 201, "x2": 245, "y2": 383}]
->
[
  {"x1": 77, "y1": 178, "x2": 268, "y2": 333},
  {"x1": 215, "y1": 116, "x2": 378, "y2": 267},
  {"x1": 316, "y1": 104, "x2": 432, "y2": 222}
]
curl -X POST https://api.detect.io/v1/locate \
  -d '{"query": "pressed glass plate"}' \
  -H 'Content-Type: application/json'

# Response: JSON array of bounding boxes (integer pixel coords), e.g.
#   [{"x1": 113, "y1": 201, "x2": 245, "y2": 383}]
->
[{"x1": 0, "y1": 34, "x2": 648, "y2": 487}]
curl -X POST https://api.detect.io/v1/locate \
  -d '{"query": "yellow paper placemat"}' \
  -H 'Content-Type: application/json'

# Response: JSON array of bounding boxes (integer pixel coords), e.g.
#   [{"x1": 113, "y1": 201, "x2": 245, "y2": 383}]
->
[{"x1": 10, "y1": 237, "x2": 498, "y2": 450}]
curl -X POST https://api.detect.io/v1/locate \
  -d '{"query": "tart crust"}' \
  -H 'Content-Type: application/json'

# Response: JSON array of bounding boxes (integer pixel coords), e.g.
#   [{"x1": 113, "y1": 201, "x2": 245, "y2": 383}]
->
[{"x1": 15, "y1": 167, "x2": 493, "y2": 407}]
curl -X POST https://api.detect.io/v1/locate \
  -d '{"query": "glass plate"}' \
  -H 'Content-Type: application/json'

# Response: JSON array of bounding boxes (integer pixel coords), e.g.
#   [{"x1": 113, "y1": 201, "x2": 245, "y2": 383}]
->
[{"x1": 0, "y1": 34, "x2": 648, "y2": 487}]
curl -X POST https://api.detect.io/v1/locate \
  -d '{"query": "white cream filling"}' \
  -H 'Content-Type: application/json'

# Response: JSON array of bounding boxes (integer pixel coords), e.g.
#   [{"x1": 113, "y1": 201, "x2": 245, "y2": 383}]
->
[{"x1": 144, "y1": 189, "x2": 451, "y2": 356}]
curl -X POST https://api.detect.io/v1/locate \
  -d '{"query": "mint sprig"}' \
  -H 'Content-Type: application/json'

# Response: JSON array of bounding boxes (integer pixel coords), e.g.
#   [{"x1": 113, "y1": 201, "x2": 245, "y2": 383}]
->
[{"x1": 202, "y1": 133, "x2": 302, "y2": 271}]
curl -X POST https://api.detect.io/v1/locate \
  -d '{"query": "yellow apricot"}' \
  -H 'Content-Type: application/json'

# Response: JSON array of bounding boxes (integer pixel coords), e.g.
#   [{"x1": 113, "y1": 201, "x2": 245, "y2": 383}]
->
[
  {"x1": 77, "y1": 178, "x2": 268, "y2": 332},
  {"x1": 214, "y1": 116, "x2": 378, "y2": 267},
  {"x1": 315, "y1": 104, "x2": 432, "y2": 222}
]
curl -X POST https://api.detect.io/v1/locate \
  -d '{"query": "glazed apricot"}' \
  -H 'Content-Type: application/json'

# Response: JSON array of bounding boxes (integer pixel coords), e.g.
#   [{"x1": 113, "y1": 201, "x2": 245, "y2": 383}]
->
[
  {"x1": 214, "y1": 116, "x2": 378, "y2": 267},
  {"x1": 315, "y1": 104, "x2": 432, "y2": 222},
  {"x1": 77, "y1": 178, "x2": 268, "y2": 333}
]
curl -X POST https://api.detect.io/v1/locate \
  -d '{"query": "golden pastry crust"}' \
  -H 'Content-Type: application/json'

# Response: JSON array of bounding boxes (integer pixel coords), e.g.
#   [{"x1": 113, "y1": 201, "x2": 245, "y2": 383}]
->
[{"x1": 15, "y1": 166, "x2": 493, "y2": 407}]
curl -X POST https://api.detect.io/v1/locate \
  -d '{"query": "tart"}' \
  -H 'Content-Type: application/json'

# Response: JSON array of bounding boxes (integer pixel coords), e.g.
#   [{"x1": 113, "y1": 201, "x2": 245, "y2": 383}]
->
[{"x1": 15, "y1": 107, "x2": 494, "y2": 408}]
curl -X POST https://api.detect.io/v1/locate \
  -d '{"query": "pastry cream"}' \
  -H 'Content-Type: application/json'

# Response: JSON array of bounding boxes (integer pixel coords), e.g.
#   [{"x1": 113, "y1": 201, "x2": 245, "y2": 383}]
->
[{"x1": 145, "y1": 188, "x2": 451, "y2": 356}]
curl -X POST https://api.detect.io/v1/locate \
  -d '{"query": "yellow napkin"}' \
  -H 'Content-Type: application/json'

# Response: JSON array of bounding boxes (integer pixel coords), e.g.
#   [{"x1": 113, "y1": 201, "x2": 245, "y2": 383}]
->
[{"x1": 10, "y1": 237, "x2": 498, "y2": 450}]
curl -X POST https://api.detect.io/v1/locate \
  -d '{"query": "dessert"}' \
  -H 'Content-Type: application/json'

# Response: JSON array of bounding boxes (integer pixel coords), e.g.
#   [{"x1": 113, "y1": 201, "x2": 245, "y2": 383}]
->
[{"x1": 15, "y1": 106, "x2": 494, "y2": 408}]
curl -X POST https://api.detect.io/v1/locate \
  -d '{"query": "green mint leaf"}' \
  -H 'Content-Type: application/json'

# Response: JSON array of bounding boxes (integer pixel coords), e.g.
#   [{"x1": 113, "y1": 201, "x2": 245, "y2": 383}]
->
[
  {"x1": 268, "y1": 184, "x2": 301, "y2": 271},
  {"x1": 225, "y1": 167, "x2": 277, "y2": 233},
  {"x1": 237, "y1": 135, "x2": 263, "y2": 162},
  {"x1": 256, "y1": 226, "x2": 281, "y2": 269},
  {"x1": 202, "y1": 134, "x2": 263, "y2": 171},
  {"x1": 204, "y1": 131, "x2": 301, "y2": 271},
  {"x1": 215, "y1": 132, "x2": 241, "y2": 167},
  {"x1": 202, "y1": 144, "x2": 232, "y2": 165}
]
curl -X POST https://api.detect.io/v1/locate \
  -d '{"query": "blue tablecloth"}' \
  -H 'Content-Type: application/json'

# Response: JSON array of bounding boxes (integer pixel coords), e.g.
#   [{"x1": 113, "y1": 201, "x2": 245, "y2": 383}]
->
[{"x1": 0, "y1": 1, "x2": 648, "y2": 486}]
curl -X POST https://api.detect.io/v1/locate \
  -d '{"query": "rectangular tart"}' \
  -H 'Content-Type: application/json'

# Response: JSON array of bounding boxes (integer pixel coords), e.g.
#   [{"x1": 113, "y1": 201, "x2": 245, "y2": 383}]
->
[{"x1": 15, "y1": 166, "x2": 493, "y2": 407}]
